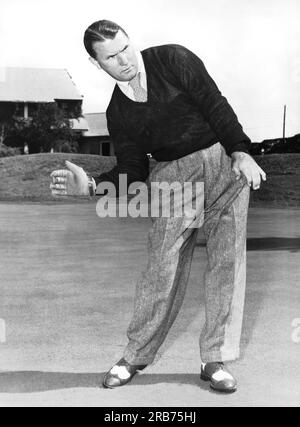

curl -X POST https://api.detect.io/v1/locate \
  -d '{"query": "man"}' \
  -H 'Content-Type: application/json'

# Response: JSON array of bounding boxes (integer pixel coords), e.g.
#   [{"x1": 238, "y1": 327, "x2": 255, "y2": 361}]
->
[{"x1": 50, "y1": 20, "x2": 266, "y2": 393}]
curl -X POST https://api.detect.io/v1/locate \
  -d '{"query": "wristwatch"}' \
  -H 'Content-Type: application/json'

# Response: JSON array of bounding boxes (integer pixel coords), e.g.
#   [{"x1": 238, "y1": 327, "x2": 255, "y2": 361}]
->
[{"x1": 87, "y1": 176, "x2": 96, "y2": 197}]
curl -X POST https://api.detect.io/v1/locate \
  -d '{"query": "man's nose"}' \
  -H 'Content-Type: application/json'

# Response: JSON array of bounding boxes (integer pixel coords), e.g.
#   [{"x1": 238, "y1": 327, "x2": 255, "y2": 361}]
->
[{"x1": 117, "y1": 52, "x2": 129, "y2": 66}]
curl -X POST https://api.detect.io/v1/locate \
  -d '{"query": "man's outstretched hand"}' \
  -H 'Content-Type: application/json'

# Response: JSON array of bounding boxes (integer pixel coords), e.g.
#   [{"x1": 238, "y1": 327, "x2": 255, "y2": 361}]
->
[
  {"x1": 50, "y1": 161, "x2": 90, "y2": 196},
  {"x1": 231, "y1": 152, "x2": 267, "y2": 190}
]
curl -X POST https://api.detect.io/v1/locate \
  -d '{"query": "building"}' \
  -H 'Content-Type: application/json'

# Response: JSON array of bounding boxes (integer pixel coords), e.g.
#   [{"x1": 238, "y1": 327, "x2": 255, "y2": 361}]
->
[
  {"x1": 77, "y1": 113, "x2": 113, "y2": 156},
  {"x1": 0, "y1": 67, "x2": 114, "y2": 156},
  {"x1": 0, "y1": 67, "x2": 83, "y2": 121},
  {"x1": 0, "y1": 67, "x2": 84, "y2": 150}
]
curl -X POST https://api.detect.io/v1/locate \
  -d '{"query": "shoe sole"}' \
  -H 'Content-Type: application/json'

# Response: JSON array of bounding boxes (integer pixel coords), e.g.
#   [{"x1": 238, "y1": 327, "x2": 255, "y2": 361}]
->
[{"x1": 102, "y1": 372, "x2": 137, "y2": 389}]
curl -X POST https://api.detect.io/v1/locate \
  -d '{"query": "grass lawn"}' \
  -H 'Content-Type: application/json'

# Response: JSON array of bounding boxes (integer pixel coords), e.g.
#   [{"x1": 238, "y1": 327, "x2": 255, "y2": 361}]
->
[
  {"x1": 0, "y1": 152, "x2": 299, "y2": 207},
  {"x1": 250, "y1": 154, "x2": 300, "y2": 208}
]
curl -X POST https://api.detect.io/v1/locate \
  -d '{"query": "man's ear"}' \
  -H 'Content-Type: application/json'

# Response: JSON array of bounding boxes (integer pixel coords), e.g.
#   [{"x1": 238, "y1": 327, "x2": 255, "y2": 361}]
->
[{"x1": 89, "y1": 57, "x2": 102, "y2": 70}]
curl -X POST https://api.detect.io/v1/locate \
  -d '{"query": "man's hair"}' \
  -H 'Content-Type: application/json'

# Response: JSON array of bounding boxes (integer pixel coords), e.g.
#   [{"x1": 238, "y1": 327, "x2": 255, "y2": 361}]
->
[{"x1": 84, "y1": 20, "x2": 128, "y2": 59}]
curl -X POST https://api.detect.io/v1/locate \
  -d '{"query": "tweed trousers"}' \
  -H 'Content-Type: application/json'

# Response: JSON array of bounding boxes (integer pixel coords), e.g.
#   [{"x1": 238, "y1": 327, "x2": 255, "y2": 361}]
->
[{"x1": 123, "y1": 142, "x2": 250, "y2": 364}]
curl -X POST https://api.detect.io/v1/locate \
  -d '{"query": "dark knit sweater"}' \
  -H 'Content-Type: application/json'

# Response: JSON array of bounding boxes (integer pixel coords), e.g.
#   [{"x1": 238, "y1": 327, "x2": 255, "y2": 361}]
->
[{"x1": 94, "y1": 44, "x2": 251, "y2": 194}]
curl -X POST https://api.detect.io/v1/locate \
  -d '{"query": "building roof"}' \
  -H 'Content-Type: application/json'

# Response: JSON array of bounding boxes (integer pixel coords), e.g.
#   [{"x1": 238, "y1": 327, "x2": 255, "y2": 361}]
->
[
  {"x1": 0, "y1": 67, "x2": 83, "y2": 102},
  {"x1": 70, "y1": 117, "x2": 89, "y2": 132},
  {"x1": 83, "y1": 113, "x2": 109, "y2": 137}
]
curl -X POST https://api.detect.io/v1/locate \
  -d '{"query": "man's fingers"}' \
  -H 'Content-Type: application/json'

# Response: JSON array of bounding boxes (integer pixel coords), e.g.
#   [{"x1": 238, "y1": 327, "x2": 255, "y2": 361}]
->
[
  {"x1": 252, "y1": 171, "x2": 261, "y2": 190},
  {"x1": 50, "y1": 183, "x2": 67, "y2": 191},
  {"x1": 239, "y1": 167, "x2": 252, "y2": 187},
  {"x1": 259, "y1": 167, "x2": 267, "y2": 181},
  {"x1": 50, "y1": 169, "x2": 68, "y2": 178},
  {"x1": 232, "y1": 166, "x2": 241, "y2": 180},
  {"x1": 51, "y1": 176, "x2": 66, "y2": 184},
  {"x1": 233, "y1": 157, "x2": 266, "y2": 190},
  {"x1": 246, "y1": 175, "x2": 252, "y2": 187},
  {"x1": 252, "y1": 165, "x2": 267, "y2": 189}
]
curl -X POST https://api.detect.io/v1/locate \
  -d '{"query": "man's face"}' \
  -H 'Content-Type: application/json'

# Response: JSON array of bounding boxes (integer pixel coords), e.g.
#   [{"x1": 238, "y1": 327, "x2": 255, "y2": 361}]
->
[{"x1": 92, "y1": 30, "x2": 139, "y2": 81}]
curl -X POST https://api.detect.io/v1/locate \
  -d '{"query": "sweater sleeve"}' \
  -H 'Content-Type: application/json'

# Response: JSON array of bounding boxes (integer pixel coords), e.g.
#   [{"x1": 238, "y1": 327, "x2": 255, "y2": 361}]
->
[
  {"x1": 93, "y1": 107, "x2": 150, "y2": 197},
  {"x1": 167, "y1": 45, "x2": 251, "y2": 156}
]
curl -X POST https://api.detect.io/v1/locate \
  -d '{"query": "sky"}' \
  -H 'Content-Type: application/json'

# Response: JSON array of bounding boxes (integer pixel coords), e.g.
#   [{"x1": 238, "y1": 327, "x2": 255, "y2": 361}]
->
[{"x1": 0, "y1": 0, "x2": 300, "y2": 141}]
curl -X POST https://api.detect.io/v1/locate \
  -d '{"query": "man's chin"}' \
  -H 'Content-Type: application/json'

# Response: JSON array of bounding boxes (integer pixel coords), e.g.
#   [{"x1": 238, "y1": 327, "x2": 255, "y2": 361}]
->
[{"x1": 119, "y1": 68, "x2": 137, "y2": 82}]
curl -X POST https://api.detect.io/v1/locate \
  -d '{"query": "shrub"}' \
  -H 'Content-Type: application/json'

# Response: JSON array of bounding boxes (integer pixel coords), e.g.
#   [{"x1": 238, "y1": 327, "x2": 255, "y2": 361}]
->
[
  {"x1": 53, "y1": 139, "x2": 78, "y2": 153},
  {"x1": 60, "y1": 141, "x2": 72, "y2": 153},
  {"x1": 0, "y1": 144, "x2": 21, "y2": 157}
]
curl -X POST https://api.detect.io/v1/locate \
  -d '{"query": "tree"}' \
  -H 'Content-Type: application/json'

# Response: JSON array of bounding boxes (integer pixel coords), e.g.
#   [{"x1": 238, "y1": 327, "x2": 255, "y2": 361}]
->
[
  {"x1": 5, "y1": 103, "x2": 80, "y2": 153},
  {"x1": 0, "y1": 103, "x2": 16, "y2": 146}
]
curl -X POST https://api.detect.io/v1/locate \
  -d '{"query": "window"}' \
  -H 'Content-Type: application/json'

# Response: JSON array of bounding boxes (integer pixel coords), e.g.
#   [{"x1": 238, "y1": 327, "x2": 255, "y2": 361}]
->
[
  {"x1": 28, "y1": 103, "x2": 38, "y2": 117},
  {"x1": 101, "y1": 142, "x2": 111, "y2": 156},
  {"x1": 15, "y1": 103, "x2": 24, "y2": 117}
]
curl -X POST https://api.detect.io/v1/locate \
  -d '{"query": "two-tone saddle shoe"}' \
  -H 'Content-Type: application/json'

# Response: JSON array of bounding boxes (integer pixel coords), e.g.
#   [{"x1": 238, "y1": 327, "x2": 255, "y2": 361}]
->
[
  {"x1": 103, "y1": 358, "x2": 147, "y2": 389},
  {"x1": 200, "y1": 362, "x2": 237, "y2": 393}
]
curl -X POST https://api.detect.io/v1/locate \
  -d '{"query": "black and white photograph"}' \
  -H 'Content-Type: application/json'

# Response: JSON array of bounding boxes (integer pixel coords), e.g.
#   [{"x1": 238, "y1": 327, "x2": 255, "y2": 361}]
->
[{"x1": 0, "y1": 0, "x2": 299, "y2": 409}]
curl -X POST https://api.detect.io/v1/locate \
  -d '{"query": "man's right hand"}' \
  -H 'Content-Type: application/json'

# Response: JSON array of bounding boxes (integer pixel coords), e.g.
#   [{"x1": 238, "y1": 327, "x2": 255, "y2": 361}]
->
[{"x1": 50, "y1": 161, "x2": 90, "y2": 196}]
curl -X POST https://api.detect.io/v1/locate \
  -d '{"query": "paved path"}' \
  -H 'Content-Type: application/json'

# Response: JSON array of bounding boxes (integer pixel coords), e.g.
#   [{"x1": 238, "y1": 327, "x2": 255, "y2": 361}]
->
[{"x1": 0, "y1": 204, "x2": 299, "y2": 407}]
